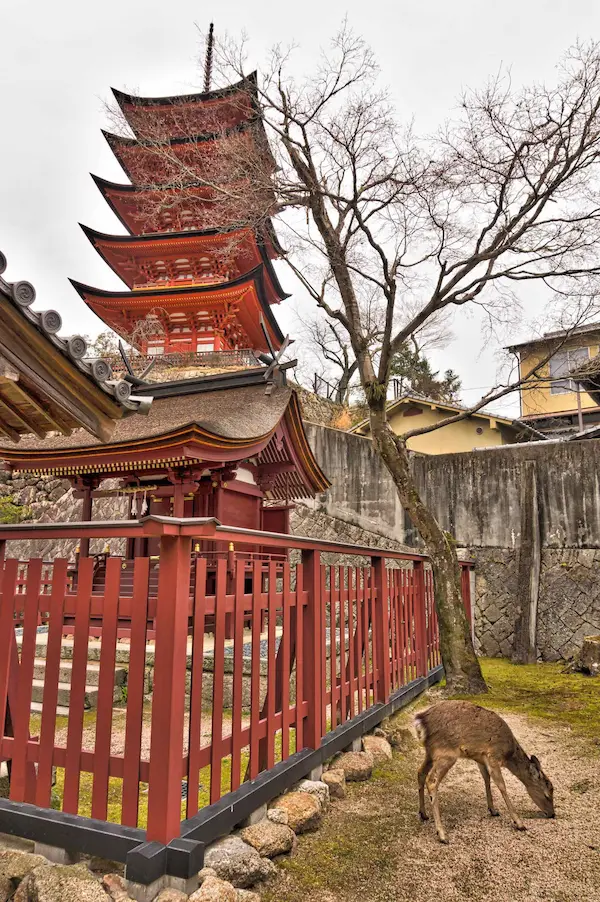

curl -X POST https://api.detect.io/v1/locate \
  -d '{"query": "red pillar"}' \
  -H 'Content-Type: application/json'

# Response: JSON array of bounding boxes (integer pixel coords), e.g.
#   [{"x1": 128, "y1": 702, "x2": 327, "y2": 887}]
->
[
  {"x1": 79, "y1": 485, "x2": 93, "y2": 558},
  {"x1": 372, "y1": 556, "x2": 391, "y2": 703},
  {"x1": 146, "y1": 532, "x2": 191, "y2": 843}
]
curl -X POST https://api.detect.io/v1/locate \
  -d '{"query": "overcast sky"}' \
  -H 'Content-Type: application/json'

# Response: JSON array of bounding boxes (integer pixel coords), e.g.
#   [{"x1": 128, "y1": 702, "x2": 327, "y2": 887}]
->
[{"x1": 2, "y1": 0, "x2": 600, "y2": 414}]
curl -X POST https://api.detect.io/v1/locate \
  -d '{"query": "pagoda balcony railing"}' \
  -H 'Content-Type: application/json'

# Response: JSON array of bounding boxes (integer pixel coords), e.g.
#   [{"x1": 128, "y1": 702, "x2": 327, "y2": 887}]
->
[
  {"x1": 101, "y1": 348, "x2": 261, "y2": 377},
  {"x1": 0, "y1": 515, "x2": 473, "y2": 885}
]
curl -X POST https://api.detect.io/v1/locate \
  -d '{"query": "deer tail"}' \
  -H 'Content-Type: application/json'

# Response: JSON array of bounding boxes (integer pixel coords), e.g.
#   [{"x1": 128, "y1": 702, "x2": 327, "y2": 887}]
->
[{"x1": 414, "y1": 712, "x2": 428, "y2": 744}]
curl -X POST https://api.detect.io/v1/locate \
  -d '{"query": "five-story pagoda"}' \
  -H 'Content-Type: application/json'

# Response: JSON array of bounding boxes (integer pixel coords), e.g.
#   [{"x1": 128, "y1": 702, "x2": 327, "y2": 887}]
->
[{"x1": 0, "y1": 30, "x2": 328, "y2": 577}]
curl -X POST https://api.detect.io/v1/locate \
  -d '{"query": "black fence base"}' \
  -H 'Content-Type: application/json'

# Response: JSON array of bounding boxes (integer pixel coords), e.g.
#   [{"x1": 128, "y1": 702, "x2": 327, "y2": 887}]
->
[{"x1": 0, "y1": 666, "x2": 442, "y2": 885}]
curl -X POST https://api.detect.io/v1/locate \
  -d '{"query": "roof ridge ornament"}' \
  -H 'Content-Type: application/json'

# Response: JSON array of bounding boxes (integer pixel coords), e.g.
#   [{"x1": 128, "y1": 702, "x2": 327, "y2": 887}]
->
[{"x1": 204, "y1": 23, "x2": 215, "y2": 94}]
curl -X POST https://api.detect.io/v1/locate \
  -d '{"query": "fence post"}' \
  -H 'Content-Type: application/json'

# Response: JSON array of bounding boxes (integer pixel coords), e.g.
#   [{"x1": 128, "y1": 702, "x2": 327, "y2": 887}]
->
[
  {"x1": 372, "y1": 556, "x2": 391, "y2": 703},
  {"x1": 301, "y1": 549, "x2": 323, "y2": 751},
  {"x1": 461, "y1": 565, "x2": 475, "y2": 643},
  {"x1": 413, "y1": 561, "x2": 428, "y2": 677},
  {"x1": 147, "y1": 532, "x2": 191, "y2": 844}
]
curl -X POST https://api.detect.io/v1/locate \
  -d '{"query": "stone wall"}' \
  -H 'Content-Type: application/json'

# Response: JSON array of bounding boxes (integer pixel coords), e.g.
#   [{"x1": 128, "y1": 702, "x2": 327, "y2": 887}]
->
[{"x1": 301, "y1": 425, "x2": 600, "y2": 661}]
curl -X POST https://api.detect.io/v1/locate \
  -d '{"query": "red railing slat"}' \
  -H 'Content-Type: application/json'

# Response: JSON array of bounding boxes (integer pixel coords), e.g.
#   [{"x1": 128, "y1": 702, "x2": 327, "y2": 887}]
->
[
  {"x1": 209, "y1": 559, "x2": 226, "y2": 804},
  {"x1": 63, "y1": 557, "x2": 94, "y2": 814},
  {"x1": 91, "y1": 558, "x2": 121, "y2": 820},
  {"x1": 121, "y1": 557, "x2": 150, "y2": 826},
  {"x1": 36, "y1": 559, "x2": 69, "y2": 807}
]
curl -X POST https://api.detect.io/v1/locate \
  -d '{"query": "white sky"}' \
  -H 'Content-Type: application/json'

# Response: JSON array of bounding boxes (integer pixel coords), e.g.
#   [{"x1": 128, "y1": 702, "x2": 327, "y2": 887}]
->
[{"x1": 2, "y1": 0, "x2": 600, "y2": 415}]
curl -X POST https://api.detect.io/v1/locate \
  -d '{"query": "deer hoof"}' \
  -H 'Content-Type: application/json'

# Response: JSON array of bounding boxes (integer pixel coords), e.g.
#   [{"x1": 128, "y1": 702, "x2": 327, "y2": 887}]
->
[
  {"x1": 514, "y1": 821, "x2": 527, "y2": 832},
  {"x1": 419, "y1": 811, "x2": 429, "y2": 822},
  {"x1": 488, "y1": 808, "x2": 500, "y2": 817},
  {"x1": 437, "y1": 833, "x2": 449, "y2": 844}
]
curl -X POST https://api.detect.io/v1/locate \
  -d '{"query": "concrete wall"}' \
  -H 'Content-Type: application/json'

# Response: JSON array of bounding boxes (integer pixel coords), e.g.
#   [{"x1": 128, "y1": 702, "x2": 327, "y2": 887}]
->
[
  {"x1": 411, "y1": 439, "x2": 600, "y2": 549},
  {"x1": 303, "y1": 423, "x2": 600, "y2": 661},
  {"x1": 303, "y1": 424, "x2": 406, "y2": 544}
]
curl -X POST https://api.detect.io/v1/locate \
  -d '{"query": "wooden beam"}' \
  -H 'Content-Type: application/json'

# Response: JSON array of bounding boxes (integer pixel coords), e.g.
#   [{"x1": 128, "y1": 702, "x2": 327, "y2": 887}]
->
[
  {"x1": 8, "y1": 381, "x2": 72, "y2": 436},
  {"x1": 0, "y1": 421, "x2": 20, "y2": 442},
  {"x1": 0, "y1": 393, "x2": 46, "y2": 439},
  {"x1": 0, "y1": 357, "x2": 19, "y2": 382}
]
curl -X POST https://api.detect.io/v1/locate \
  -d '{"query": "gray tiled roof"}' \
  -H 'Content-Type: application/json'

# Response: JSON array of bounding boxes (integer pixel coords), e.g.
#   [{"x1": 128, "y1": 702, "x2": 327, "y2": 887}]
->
[{"x1": 0, "y1": 249, "x2": 146, "y2": 414}]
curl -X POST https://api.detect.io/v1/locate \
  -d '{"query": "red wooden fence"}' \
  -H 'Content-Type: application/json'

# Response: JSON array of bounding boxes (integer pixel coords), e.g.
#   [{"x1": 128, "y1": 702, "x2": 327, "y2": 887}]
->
[{"x1": 0, "y1": 517, "x2": 473, "y2": 846}]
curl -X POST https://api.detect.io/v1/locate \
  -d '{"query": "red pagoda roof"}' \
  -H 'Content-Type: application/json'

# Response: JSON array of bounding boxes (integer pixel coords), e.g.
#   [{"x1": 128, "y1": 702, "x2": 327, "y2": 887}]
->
[
  {"x1": 70, "y1": 266, "x2": 285, "y2": 353},
  {"x1": 91, "y1": 175, "x2": 282, "y2": 243},
  {"x1": 80, "y1": 225, "x2": 288, "y2": 300},
  {"x1": 112, "y1": 73, "x2": 258, "y2": 140},
  {"x1": 102, "y1": 121, "x2": 275, "y2": 188}
]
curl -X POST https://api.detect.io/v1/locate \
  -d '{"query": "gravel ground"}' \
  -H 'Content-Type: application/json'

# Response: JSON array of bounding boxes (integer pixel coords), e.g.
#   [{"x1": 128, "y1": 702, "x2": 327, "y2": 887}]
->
[{"x1": 267, "y1": 712, "x2": 600, "y2": 902}]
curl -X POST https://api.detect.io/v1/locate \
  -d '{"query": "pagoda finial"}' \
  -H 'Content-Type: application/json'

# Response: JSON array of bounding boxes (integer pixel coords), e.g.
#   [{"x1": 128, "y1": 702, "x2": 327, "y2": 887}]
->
[{"x1": 204, "y1": 23, "x2": 215, "y2": 93}]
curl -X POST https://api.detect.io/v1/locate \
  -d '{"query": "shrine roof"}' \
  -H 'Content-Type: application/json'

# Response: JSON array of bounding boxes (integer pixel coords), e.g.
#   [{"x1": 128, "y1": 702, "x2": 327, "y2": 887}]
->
[
  {"x1": 89, "y1": 176, "x2": 285, "y2": 256},
  {"x1": 0, "y1": 379, "x2": 330, "y2": 497},
  {"x1": 0, "y1": 382, "x2": 291, "y2": 453},
  {"x1": 101, "y1": 117, "x2": 275, "y2": 186}
]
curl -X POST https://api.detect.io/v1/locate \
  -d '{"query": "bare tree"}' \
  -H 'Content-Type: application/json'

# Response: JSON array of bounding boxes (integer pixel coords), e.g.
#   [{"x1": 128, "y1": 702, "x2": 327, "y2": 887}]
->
[{"x1": 107, "y1": 31, "x2": 600, "y2": 692}]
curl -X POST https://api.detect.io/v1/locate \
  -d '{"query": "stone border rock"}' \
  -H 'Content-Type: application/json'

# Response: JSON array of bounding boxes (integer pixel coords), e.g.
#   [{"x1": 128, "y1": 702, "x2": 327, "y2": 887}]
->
[{"x1": 0, "y1": 724, "x2": 401, "y2": 902}]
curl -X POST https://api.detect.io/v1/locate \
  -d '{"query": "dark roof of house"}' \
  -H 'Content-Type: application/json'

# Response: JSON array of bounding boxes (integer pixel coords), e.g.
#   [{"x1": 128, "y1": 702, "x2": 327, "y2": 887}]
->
[
  {"x1": 350, "y1": 392, "x2": 517, "y2": 434},
  {"x1": 506, "y1": 321, "x2": 600, "y2": 353}
]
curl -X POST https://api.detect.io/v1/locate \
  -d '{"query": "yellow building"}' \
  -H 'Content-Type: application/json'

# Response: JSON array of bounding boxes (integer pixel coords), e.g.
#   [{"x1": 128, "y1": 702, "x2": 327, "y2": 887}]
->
[
  {"x1": 350, "y1": 395, "x2": 519, "y2": 454},
  {"x1": 507, "y1": 323, "x2": 600, "y2": 436}
]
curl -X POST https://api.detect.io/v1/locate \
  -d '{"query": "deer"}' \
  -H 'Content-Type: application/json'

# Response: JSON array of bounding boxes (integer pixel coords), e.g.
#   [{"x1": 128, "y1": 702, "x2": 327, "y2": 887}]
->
[{"x1": 414, "y1": 701, "x2": 554, "y2": 843}]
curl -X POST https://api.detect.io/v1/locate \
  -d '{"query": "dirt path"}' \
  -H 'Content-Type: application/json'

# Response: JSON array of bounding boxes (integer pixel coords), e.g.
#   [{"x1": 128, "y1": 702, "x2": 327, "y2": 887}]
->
[{"x1": 265, "y1": 711, "x2": 600, "y2": 902}]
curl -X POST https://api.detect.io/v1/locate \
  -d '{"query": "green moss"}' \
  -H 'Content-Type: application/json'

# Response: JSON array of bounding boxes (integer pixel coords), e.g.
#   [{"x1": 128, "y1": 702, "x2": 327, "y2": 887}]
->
[
  {"x1": 0, "y1": 496, "x2": 31, "y2": 524},
  {"x1": 451, "y1": 658, "x2": 600, "y2": 744}
]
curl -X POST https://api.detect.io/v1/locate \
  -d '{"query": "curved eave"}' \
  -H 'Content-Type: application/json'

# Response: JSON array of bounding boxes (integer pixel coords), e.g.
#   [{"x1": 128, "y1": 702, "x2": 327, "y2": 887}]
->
[
  {"x1": 80, "y1": 223, "x2": 289, "y2": 301},
  {"x1": 0, "y1": 422, "x2": 278, "y2": 475},
  {"x1": 283, "y1": 391, "x2": 330, "y2": 495},
  {"x1": 69, "y1": 265, "x2": 285, "y2": 346},
  {"x1": 111, "y1": 72, "x2": 258, "y2": 109}
]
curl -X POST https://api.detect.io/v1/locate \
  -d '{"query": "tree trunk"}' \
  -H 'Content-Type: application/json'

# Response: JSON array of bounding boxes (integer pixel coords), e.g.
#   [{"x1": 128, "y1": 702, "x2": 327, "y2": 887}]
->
[{"x1": 369, "y1": 401, "x2": 487, "y2": 694}]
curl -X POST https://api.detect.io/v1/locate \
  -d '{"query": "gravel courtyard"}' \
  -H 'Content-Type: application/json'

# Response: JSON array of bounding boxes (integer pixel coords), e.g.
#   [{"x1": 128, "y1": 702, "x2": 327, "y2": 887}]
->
[{"x1": 264, "y1": 663, "x2": 600, "y2": 902}]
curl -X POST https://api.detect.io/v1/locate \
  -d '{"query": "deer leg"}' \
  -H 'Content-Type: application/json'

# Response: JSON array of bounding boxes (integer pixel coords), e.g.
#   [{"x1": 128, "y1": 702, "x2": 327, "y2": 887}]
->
[
  {"x1": 426, "y1": 756, "x2": 455, "y2": 844},
  {"x1": 486, "y1": 759, "x2": 525, "y2": 831},
  {"x1": 418, "y1": 756, "x2": 432, "y2": 821},
  {"x1": 477, "y1": 762, "x2": 499, "y2": 816}
]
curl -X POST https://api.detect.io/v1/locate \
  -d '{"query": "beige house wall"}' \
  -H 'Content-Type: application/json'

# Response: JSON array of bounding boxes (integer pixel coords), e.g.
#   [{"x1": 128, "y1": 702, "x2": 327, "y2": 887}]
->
[
  {"x1": 518, "y1": 340, "x2": 600, "y2": 418},
  {"x1": 356, "y1": 402, "x2": 514, "y2": 454}
]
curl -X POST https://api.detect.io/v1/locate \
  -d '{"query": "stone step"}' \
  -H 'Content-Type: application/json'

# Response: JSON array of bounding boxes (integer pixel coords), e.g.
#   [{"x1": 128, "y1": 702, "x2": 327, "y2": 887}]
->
[
  {"x1": 30, "y1": 679, "x2": 122, "y2": 710},
  {"x1": 20, "y1": 638, "x2": 155, "y2": 667},
  {"x1": 31, "y1": 659, "x2": 126, "y2": 688},
  {"x1": 30, "y1": 701, "x2": 71, "y2": 718}
]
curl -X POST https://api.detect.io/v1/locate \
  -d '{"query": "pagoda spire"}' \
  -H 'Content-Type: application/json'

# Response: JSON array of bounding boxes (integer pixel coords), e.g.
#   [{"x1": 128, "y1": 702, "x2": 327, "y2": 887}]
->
[{"x1": 204, "y1": 23, "x2": 215, "y2": 93}]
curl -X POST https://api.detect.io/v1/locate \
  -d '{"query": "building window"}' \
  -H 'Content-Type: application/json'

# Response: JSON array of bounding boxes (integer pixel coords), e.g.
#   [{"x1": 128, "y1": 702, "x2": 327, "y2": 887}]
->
[{"x1": 549, "y1": 347, "x2": 590, "y2": 394}]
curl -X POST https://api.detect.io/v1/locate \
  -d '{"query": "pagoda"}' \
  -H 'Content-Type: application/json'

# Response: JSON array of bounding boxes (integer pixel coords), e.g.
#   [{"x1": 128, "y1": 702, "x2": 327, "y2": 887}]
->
[{"x1": 0, "y1": 29, "x2": 329, "y2": 590}]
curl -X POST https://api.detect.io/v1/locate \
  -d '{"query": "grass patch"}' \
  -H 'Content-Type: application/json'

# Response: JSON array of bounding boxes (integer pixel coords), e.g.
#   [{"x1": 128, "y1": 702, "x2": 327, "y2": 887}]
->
[{"x1": 451, "y1": 658, "x2": 600, "y2": 743}]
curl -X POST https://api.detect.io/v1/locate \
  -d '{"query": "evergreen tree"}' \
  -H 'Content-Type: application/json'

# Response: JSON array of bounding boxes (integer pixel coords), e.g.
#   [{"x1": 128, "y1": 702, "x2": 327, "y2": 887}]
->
[{"x1": 389, "y1": 345, "x2": 461, "y2": 402}]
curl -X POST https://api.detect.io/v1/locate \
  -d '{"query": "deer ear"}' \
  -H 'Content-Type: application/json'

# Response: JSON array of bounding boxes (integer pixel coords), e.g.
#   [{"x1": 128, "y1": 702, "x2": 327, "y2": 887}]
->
[{"x1": 530, "y1": 755, "x2": 540, "y2": 768}]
